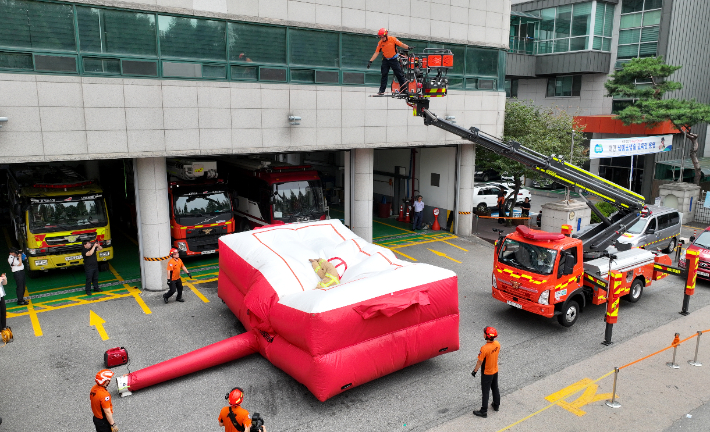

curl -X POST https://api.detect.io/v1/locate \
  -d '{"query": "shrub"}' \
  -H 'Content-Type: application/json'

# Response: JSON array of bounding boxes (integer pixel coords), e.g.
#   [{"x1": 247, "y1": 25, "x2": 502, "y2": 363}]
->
[{"x1": 590, "y1": 201, "x2": 618, "y2": 223}]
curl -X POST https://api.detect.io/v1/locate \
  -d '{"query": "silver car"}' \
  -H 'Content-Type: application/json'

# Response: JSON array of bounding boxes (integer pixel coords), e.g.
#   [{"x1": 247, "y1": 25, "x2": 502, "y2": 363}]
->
[{"x1": 616, "y1": 206, "x2": 682, "y2": 253}]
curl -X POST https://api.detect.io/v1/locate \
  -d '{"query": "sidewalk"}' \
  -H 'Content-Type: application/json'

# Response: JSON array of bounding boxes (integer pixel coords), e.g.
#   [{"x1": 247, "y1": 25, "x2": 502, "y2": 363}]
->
[{"x1": 430, "y1": 303, "x2": 710, "y2": 432}]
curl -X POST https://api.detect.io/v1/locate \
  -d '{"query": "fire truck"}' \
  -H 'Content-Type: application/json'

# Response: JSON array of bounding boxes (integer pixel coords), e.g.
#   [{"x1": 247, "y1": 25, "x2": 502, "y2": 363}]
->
[
  {"x1": 220, "y1": 158, "x2": 327, "y2": 230},
  {"x1": 7, "y1": 165, "x2": 114, "y2": 277},
  {"x1": 167, "y1": 159, "x2": 235, "y2": 257},
  {"x1": 386, "y1": 47, "x2": 674, "y2": 326}
]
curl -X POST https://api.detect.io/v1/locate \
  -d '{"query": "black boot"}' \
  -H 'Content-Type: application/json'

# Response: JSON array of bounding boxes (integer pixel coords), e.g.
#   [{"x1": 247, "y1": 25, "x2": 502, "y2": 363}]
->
[{"x1": 473, "y1": 410, "x2": 487, "y2": 418}]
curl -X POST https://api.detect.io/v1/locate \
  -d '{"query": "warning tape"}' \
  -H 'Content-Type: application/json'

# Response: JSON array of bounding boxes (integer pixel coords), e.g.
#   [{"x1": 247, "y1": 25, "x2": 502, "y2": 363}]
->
[
  {"x1": 458, "y1": 211, "x2": 472, "y2": 215},
  {"x1": 144, "y1": 255, "x2": 170, "y2": 261}
]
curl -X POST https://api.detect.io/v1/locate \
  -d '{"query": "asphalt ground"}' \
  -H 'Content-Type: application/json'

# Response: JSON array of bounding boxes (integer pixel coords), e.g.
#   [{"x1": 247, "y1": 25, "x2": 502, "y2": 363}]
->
[{"x1": 2, "y1": 213, "x2": 709, "y2": 431}]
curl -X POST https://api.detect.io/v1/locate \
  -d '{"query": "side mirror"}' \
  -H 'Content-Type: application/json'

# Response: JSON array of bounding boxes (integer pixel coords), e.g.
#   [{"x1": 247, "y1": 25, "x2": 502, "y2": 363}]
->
[{"x1": 646, "y1": 228, "x2": 655, "y2": 234}]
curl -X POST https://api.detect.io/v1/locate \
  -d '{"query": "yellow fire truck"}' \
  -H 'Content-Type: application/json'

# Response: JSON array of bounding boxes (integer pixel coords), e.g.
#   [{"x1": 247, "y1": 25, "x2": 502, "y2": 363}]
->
[{"x1": 7, "y1": 166, "x2": 114, "y2": 277}]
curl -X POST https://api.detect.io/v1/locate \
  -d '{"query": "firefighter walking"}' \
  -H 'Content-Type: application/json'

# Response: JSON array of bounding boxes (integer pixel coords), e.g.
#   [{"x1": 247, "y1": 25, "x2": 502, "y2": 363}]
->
[
  {"x1": 163, "y1": 248, "x2": 192, "y2": 303},
  {"x1": 367, "y1": 28, "x2": 411, "y2": 95},
  {"x1": 471, "y1": 326, "x2": 501, "y2": 418}
]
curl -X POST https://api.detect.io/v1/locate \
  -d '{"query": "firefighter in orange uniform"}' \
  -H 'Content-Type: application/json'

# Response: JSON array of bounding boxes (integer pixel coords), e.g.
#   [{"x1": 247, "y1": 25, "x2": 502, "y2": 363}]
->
[
  {"x1": 90, "y1": 369, "x2": 118, "y2": 432},
  {"x1": 472, "y1": 326, "x2": 501, "y2": 418},
  {"x1": 163, "y1": 248, "x2": 192, "y2": 303},
  {"x1": 219, "y1": 387, "x2": 267, "y2": 432},
  {"x1": 367, "y1": 28, "x2": 412, "y2": 95}
]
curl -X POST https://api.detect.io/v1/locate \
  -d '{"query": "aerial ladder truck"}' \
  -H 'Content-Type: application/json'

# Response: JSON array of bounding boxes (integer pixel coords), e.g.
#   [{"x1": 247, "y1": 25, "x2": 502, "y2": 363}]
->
[{"x1": 385, "y1": 48, "x2": 697, "y2": 331}]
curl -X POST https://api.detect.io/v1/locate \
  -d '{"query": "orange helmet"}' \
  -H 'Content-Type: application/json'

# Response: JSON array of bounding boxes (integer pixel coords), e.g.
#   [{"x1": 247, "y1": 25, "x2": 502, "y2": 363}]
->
[
  {"x1": 226, "y1": 387, "x2": 244, "y2": 406},
  {"x1": 484, "y1": 326, "x2": 498, "y2": 340},
  {"x1": 377, "y1": 28, "x2": 388, "y2": 37},
  {"x1": 95, "y1": 369, "x2": 115, "y2": 386}
]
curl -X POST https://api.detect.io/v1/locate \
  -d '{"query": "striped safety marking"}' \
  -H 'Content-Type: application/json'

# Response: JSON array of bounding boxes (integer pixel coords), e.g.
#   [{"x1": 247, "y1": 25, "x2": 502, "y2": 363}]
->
[
  {"x1": 642, "y1": 235, "x2": 676, "y2": 249},
  {"x1": 171, "y1": 221, "x2": 233, "y2": 230},
  {"x1": 554, "y1": 276, "x2": 577, "y2": 290},
  {"x1": 144, "y1": 255, "x2": 170, "y2": 261},
  {"x1": 497, "y1": 268, "x2": 547, "y2": 285},
  {"x1": 459, "y1": 211, "x2": 472, "y2": 215}
]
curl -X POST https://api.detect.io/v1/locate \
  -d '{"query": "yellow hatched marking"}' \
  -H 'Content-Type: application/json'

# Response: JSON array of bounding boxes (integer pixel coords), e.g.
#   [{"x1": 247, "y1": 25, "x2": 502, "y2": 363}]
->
[
  {"x1": 442, "y1": 241, "x2": 468, "y2": 252},
  {"x1": 428, "y1": 249, "x2": 462, "y2": 264},
  {"x1": 381, "y1": 235, "x2": 458, "y2": 249},
  {"x1": 26, "y1": 299, "x2": 43, "y2": 337},
  {"x1": 110, "y1": 263, "x2": 151, "y2": 315},
  {"x1": 184, "y1": 280, "x2": 210, "y2": 303},
  {"x1": 383, "y1": 247, "x2": 417, "y2": 261},
  {"x1": 544, "y1": 378, "x2": 614, "y2": 416}
]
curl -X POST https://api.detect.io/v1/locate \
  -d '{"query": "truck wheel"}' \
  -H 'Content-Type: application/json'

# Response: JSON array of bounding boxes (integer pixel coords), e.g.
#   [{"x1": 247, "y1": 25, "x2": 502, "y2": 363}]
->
[
  {"x1": 557, "y1": 300, "x2": 579, "y2": 327},
  {"x1": 625, "y1": 279, "x2": 643, "y2": 303},
  {"x1": 476, "y1": 203, "x2": 487, "y2": 213},
  {"x1": 663, "y1": 237, "x2": 677, "y2": 254},
  {"x1": 99, "y1": 262, "x2": 110, "y2": 272}
]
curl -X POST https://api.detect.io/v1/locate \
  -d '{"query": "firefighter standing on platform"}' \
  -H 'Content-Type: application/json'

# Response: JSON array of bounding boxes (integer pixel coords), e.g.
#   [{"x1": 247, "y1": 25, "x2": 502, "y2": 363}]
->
[
  {"x1": 90, "y1": 369, "x2": 118, "y2": 432},
  {"x1": 472, "y1": 326, "x2": 501, "y2": 418},
  {"x1": 163, "y1": 248, "x2": 192, "y2": 303},
  {"x1": 367, "y1": 28, "x2": 411, "y2": 95}
]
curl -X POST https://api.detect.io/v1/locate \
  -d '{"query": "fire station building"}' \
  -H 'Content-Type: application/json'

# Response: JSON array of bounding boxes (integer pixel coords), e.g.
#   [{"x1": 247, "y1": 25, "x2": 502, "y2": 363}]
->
[{"x1": 0, "y1": 0, "x2": 510, "y2": 290}]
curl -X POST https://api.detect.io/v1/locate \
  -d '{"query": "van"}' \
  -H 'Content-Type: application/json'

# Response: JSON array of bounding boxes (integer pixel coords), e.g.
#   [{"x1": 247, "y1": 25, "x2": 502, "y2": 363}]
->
[{"x1": 616, "y1": 206, "x2": 682, "y2": 253}]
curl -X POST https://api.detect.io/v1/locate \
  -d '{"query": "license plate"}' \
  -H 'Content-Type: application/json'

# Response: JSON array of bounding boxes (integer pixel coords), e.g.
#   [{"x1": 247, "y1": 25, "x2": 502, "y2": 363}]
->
[
  {"x1": 699, "y1": 271, "x2": 709, "y2": 277},
  {"x1": 507, "y1": 300, "x2": 522, "y2": 309},
  {"x1": 65, "y1": 255, "x2": 82, "y2": 261},
  {"x1": 201, "y1": 250, "x2": 216, "y2": 255}
]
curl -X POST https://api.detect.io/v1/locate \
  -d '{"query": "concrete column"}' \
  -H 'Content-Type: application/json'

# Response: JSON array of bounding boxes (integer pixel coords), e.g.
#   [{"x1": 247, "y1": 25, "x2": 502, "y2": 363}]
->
[
  {"x1": 351, "y1": 148, "x2": 373, "y2": 242},
  {"x1": 344, "y1": 151, "x2": 351, "y2": 227},
  {"x1": 134, "y1": 157, "x2": 171, "y2": 291},
  {"x1": 456, "y1": 144, "x2": 475, "y2": 236}
]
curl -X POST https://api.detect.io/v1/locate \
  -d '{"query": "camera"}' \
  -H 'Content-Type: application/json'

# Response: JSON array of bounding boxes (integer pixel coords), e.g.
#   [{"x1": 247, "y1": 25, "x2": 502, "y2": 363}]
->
[{"x1": 250, "y1": 413, "x2": 265, "y2": 432}]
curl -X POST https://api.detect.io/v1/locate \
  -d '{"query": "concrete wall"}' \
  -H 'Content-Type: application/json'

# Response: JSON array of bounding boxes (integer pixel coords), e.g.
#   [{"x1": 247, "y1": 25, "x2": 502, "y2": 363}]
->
[
  {"x1": 514, "y1": 73, "x2": 612, "y2": 116},
  {"x1": 417, "y1": 146, "x2": 457, "y2": 211},
  {"x1": 0, "y1": 74, "x2": 505, "y2": 163}
]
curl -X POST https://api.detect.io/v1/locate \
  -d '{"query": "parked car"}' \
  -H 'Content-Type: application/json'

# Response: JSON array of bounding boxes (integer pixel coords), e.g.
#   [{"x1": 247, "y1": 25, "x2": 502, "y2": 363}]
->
[
  {"x1": 679, "y1": 226, "x2": 710, "y2": 280},
  {"x1": 472, "y1": 183, "x2": 531, "y2": 213},
  {"x1": 474, "y1": 169, "x2": 501, "y2": 182},
  {"x1": 532, "y1": 179, "x2": 565, "y2": 190},
  {"x1": 486, "y1": 182, "x2": 532, "y2": 202},
  {"x1": 616, "y1": 206, "x2": 682, "y2": 253}
]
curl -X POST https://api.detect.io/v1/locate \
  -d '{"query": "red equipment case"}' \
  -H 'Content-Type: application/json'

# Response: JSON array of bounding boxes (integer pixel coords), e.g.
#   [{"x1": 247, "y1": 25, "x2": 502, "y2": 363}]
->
[{"x1": 105, "y1": 347, "x2": 129, "y2": 368}]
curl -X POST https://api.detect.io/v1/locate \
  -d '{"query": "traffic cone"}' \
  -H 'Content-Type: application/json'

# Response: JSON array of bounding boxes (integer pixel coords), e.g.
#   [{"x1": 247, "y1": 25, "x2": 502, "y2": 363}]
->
[
  {"x1": 691, "y1": 230, "x2": 697, "y2": 243},
  {"x1": 405, "y1": 206, "x2": 411, "y2": 223},
  {"x1": 431, "y1": 208, "x2": 441, "y2": 231},
  {"x1": 397, "y1": 204, "x2": 405, "y2": 222}
]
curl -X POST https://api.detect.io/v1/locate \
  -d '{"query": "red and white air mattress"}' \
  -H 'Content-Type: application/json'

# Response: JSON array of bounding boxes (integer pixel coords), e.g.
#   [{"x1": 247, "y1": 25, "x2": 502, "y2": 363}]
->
[{"x1": 218, "y1": 220, "x2": 459, "y2": 401}]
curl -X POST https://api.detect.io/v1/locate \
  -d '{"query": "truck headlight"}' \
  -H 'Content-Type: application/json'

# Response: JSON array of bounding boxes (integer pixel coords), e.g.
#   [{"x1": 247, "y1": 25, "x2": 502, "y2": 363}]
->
[
  {"x1": 538, "y1": 290, "x2": 550, "y2": 305},
  {"x1": 34, "y1": 259, "x2": 48, "y2": 266},
  {"x1": 99, "y1": 251, "x2": 110, "y2": 257},
  {"x1": 102, "y1": 239, "x2": 111, "y2": 246},
  {"x1": 492, "y1": 274, "x2": 497, "y2": 288},
  {"x1": 28, "y1": 248, "x2": 37, "y2": 255},
  {"x1": 177, "y1": 242, "x2": 187, "y2": 252}
]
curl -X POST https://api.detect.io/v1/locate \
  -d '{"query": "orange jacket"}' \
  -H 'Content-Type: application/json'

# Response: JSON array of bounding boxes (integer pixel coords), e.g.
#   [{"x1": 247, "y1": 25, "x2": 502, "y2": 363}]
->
[{"x1": 376, "y1": 36, "x2": 405, "y2": 59}]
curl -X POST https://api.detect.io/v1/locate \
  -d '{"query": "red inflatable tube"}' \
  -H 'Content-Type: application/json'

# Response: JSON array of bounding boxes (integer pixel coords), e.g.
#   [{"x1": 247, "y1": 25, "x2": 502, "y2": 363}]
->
[{"x1": 120, "y1": 331, "x2": 259, "y2": 393}]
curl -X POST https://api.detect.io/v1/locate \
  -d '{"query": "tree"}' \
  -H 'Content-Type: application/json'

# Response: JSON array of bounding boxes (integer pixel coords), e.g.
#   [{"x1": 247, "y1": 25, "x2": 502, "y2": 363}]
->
[
  {"x1": 605, "y1": 56, "x2": 710, "y2": 184},
  {"x1": 477, "y1": 100, "x2": 587, "y2": 216}
]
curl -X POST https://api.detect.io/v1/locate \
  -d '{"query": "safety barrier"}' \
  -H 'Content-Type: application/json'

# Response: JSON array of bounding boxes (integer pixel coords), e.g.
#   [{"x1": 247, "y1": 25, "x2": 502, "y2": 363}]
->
[
  {"x1": 144, "y1": 255, "x2": 171, "y2": 261},
  {"x1": 473, "y1": 214, "x2": 532, "y2": 234}
]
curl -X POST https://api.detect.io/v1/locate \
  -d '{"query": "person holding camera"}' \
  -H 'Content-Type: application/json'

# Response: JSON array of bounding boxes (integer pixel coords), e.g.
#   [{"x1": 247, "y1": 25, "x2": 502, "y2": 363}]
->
[
  {"x1": 218, "y1": 387, "x2": 267, "y2": 432},
  {"x1": 163, "y1": 248, "x2": 191, "y2": 303},
  {"x1": 90, "y1": 369, "x2": 118, "y2": 432},
  {"x1": 472, "y1": 326, "x2": 501, "y2": 418},
  {"x1": 82, "y1": 240, "x2": 103, "y2": 296},
  {"x1": 7, "y1": 249, "x2": 27, "y2": 305}
]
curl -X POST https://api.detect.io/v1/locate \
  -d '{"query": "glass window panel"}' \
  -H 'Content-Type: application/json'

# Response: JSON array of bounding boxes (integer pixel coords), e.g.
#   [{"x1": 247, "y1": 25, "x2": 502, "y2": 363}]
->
[
  {"x1": 572, "y1": 75, "x2": 582, "y2": 96},
  {"x1": 619, "y1": 29, "x2": 641, "y2": 44},
  {"x1": 537, "y1": 40, "x2": 553, "y2": 54},
  {"x1": 158, "y1": 15, "x2": 226, "y2": 61},
  {"x1": 315, "y1": 70, "x2": 338, "y2": 83},
  {"x1": 230, "y1": 65, "x2": 257, "y2": 80},
  {"x1": 77, "y1": 7, "x2": 157, "y2": 56},
  {"x1": 559, "y1": 76, "x2": 573, "y2": 96},
  {"x1": 639, "y1": 42, "x2": 657, "y2": 57},
  {"x1": 34, "y1": 54, "x2": 76, "y2": 72},
  {"x1": 645, "y1": 0, "x2": 663, "y2": 10},
  {"x1": 465, "y1": 47, "x2": 498, "y2": 76},
  {"x1": 555, "y1": 5, "x2": 572, "y2": 38},
  {"x1": 228, "y1": 22, "x2": 286, "y2": 64},
  {"x1": 203, "y1": 65, "x2": 225, "y2": 78},
  {"x1": 342, "y1": 72, "x2": 364, "y2": 84},
  {"x1": 83, "y1": 57, "x2": 121, "y2": 74},
  {"x1": 546, "y1": 78, "x2": 555, "y2": 97},
  {"x1": 163, "y1": 61, "x2": 202, "y2": 77},
  {"x1": 643, "y1": 10, "x2": 662, "y2": 25},
  {"x1": 291, "y1": 69, "x2": 315, "y2": 82},
  {"x1": 641, "y1": 26, "x2": 659, "y2": 42},
  {"x1": 571, "y1": 2, "x2": 592, "y2": 36},
  {"x1": 121, "y1": 59, "x2": 157, "y2": 76},
  {"x1": 448, "y1": 77, "x2": 464, "y2": 89},
  {"x1": 594, "y1": 3, "x2": 606, "y2": 35},
  {"x1": 364, "y1": 73, "x2": 381, "y2": 85},
  {"x1": 617, "y1": 44, "x2": 640, "y2": 59},
  {"x1": 620, "y1": 12, "x2": 643, "y2": 28},
  {"x1": 259, "y1": 67, "x2": 287, "y2": 81},
  {"x1": 602, "y1": 37, "x2": 611, "y2": 51},
  {"x1": 593, "y1": 36, "x2": 603, "y2": 50},
  {"x1": 539, "y1": 8, "x2": 556, "y2": 40},
  {"x1": 290, "y1": 29, "x2": 339, "y2": 67},
  {"x1": 477, "y1": 79, "x2": 495, "y2": 90},
  {"x1": 603, "y1": 5, "x2": 615, "y2": 36},
  {"x1": 622, "y1": 0, "x2": 644, "y2": 13},
  {"x1": 554, "y1": 38, "x2": 570, "y2": 53},
  {"x1": 342, "y1": 33, "x2": 375, "y2": 70},
  {"x1": 569, "y1": 37, "x2": 587, "y2": 51},
  {"x1": 0, "y1": 51, "x2": 32, "y2": 69},
  {"x1": 0, "y1": 0, "x2": 75, "y2": 51}
]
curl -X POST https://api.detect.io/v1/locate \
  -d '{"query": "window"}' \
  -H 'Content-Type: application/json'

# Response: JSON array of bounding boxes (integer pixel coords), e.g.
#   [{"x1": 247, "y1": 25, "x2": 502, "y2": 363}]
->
[
  {"x1": 289, "y1": 29, "x2": 339, "y2": 68},
  {"x1": 505, "y1": 79, "x2": 518, "y2": 98},
  {"x1": 532, "y1": 2, "x2": 597, "y2": 53},
  {"x1": 228, "y1": 22, "x2": 286, "y2": 64},
  {"x1": 465, "y1": 47, "x2": 498, "y2": 76},
  {"x1": 158, "y1": 15, "x2": 226, "y2": 61},
  {"x1": 0, "y1": 0, "x2": 76, "y2": 51},
  {"x1": 658, "y1": 213, "x2": 671, "y2": 230},
  {"x1": 0, "y1": 51, "x2": 33, "y2": 70},
  {"x1": 547, "y1": 75, "x2": 582, "y2": 97},
  {"x1": 341, "y1": 33, "x2": 374, "y2": 70},
  {"x1": 77, "y1": 7, "x2": 157, "y2": 56},
  {"x1": 618, "y1": 0, "x2": 661, "y2": 60},
  {"x1": 669, "y1": 212, "x2": 680, "y2": 225}
]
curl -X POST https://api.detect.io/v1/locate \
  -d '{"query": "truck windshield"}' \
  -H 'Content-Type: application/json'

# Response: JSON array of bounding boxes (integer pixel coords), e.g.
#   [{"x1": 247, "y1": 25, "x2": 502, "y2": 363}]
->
[
  {"x1": 272, "y1": 181, "x2": 324, "y2": 221},
  {"x1": 626, "y1": 218, "x2": 648, "y2": 234},
  {"x1": 498, "y1": 238, "x2": 558, "y2": 275},
  {"x1": 30, "y1": 198, "x2": 108, "y2": 233},
  {"x1": 174, "y1": 191, "x2": 232, "y2": 226},
  {"x1": 694, "y1": 231, "x2": 710, "y2": 249}
]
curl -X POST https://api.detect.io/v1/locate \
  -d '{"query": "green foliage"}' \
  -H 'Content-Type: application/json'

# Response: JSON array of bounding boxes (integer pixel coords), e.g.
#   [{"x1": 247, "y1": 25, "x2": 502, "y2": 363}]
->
[
  {"x1": 615, "y1": 99, "x2": 710, "y2": 131},
  {"x1": 590, "y1": 201, "x2": 618, "y2": 224},
  {"x1": 604, "y1": 57, "x2": 681, "y2": 100}
]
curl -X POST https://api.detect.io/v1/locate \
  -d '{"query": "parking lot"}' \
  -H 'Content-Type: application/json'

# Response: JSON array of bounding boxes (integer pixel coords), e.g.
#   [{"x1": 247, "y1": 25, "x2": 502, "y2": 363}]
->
[{"x1": 1, "y1": 211, "x2": 708, "y2": 431}]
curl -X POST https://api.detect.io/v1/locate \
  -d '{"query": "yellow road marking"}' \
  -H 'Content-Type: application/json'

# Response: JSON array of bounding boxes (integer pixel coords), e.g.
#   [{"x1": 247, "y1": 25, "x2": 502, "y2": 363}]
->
[
  {"x1": 109, "y1": 263, "x2": 151, "y2": 315},
  {"x1": 26, "y1": 299, "x2": 43, "y2": 337},
  {"x1": 373, "y1": 220, "x2": 413, "y2": 233},
  {"x1": 191, "y1": 276, "x2": 218, "y2": 284},
  {"x1": 428, "y1": 248, "x2": 462, "y2": 263},
  {"x1": 383, "y1": 246, "x2": 417, "y2": 261},
  {"x1": 545, "y1": 378, "x2": 613, "y2": 416},
  {"x1": 184, "y1": 280, "x2": 210, "y2": 303},
  {"x1": 381, "y1": 235, "x2": 458, "y2": 249},
  {"x1": 442, "y1": 241, "x2": 468, "y2": 252},
  {"x1": 89, "y1": 310, "x2": 109, "y2": 341}
]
